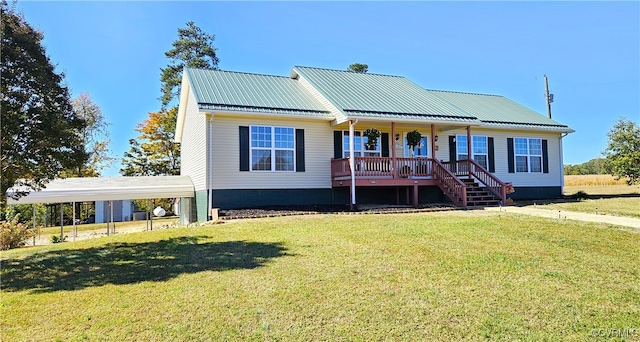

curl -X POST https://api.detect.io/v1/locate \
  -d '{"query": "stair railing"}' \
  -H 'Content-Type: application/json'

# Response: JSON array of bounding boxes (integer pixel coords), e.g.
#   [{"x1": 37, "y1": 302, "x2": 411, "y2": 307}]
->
[
  {"x1": 433, "y1": 160, "x2": 467, "y2": 207},
  {"x1": 465, "y1": 159, "x2": 507, "y2": 204}
]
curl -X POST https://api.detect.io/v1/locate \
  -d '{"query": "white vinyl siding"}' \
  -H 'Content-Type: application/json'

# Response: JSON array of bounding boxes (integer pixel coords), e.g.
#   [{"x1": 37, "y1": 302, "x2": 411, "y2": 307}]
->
[
  {"x1": 179, "y1": 90, "x2": 208, "y2": 191},
  {"x1": 211, "y1": 115, "x2": 333, "y2": 189},
  {"x1": 436, "y1": 128, "x2": 562, "y2": 187}
]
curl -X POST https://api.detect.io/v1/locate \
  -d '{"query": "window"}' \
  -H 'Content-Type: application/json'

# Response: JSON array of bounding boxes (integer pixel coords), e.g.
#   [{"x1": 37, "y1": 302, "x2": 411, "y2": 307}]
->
[
  {"x1": 514, "y1": 137, "x2": 542, "y2": 173},
  {"x1": 472, "y1": 136, "x2": 488, "y2": 169},
  {"x1": 343, "y1": 131, "x2": 381, "y2": 157},
  {"x1": 457, "y1": 135, "x2": 488, "y2": 168},
  {"x1": 404, "y1": 135, "x2": 428, "y2": 157},
  {"x1": 250, "y1": 126, "x2": 295, "y2": 171}
]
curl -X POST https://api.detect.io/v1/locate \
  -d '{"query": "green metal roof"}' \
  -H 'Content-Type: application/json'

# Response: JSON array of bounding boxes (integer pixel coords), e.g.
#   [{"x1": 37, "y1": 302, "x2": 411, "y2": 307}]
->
[
  {"x1": 427, "y1": 89, "x2": 570, "y2": 129},
  {"x1": 185, "y1": 68, "x2": 331, "y2": 116},
  {"x1": 292, "y1": 66, "x2": 479, "y2": 122},
  {"x1": 183, "y1": 66, "x2": 571, "y2": 131}
]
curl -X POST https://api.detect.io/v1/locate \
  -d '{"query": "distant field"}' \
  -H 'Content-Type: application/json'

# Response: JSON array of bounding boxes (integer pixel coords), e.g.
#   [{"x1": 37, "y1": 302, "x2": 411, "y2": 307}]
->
[{"x1": 564, "y1": 175, "x2": 639, "y2": 196}]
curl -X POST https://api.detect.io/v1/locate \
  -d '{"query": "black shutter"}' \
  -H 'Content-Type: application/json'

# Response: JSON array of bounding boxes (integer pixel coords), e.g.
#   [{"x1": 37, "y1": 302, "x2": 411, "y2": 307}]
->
[
  {"x1": 449, "y1": 136, "x2": 456, "y2": 162},
  {"x1": 542, "y1": 139, "x2": 549, "y2": 173},
  {"x1": 488, "y1": 137, "x2": 495, "y2": 173},
  {"x1": 507, "y1": 138, "x2": 514, "y2": 173},
  {"x1": 334, "y1": 131, "x2": 343, "y2": 159},
  {"x1": 381, "y1": 133, "x2": 389, "y2": 157},
  {"x1": 239, "y1": 126, "x2": 249, "y2": 171},
  {"x1": 296, "y1": 129, "x2": 305, "y2": 172}
]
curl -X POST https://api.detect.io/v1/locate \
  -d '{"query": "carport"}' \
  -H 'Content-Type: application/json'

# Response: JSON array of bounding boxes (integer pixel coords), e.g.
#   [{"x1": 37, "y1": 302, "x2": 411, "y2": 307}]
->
[{"x1": 6, "y1": 176, "x2": 195, "y2": 241}]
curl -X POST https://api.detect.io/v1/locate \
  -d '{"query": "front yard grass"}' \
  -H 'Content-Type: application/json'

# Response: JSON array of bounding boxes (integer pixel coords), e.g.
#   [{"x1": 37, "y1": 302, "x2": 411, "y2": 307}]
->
[{"x1": 2, "y1": 212, "x2": 639, "y2": 340}]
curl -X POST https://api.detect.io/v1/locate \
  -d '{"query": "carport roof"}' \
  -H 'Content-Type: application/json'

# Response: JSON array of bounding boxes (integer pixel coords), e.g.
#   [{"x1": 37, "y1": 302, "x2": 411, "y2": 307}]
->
[{"x1": 6, "y1": 176, "x2": 195, "y2": 204}]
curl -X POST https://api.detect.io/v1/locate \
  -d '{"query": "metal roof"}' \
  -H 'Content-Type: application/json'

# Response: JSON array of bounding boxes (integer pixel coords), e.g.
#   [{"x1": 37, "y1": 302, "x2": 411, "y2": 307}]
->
[
  {"x1": 185, "y1": 68, "x2": 330, "y2": 116},
  {"x1": 427, "y1": 89, "x2": 571, "y2": 130},
  {"x1": 293, "y1": 66, "x2": 479, "y2": 122},
  {"x1": 6, "y1": 176, "x2": 195, "y2": 204}
]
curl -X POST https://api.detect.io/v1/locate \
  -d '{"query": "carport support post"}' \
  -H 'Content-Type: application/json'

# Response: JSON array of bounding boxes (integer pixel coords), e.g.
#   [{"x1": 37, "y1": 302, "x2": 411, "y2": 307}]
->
[
  {"x1": 32, "y1": 204, "x2": 36, "y2": 246},
  {"x1": 60, "y1": 203, "x2": 64, "y2": 241},
  {"x1": 72, "y1": 201, "x2": 76, "y2": 241},
  {"x1": 150, "y1": 199, "x2": 154, "y2": 231},
  {"x1": 110, "y1": 200, "x2": 115, "y2": 234},
  {"x1": 106, "y1": 201, "x2": 110, "y2": 236}
]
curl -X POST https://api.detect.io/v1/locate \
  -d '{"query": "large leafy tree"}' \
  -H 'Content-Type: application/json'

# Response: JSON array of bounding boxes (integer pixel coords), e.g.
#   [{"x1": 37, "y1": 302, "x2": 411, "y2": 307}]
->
[
  {"x1": 121, "y1": 107, "x2": 180, "y2": 176},
  {"x1": 0, "y1": 2, "x2": 87, "y2": 209},
  {"x1": 604, "y1": 117, "x2": 640, "y2": 185},
  {"x1": 348, "y1": 63, "x2": 368, "y2": 73},
  {"x1": 123, "y1": 21, "x2": 218, "y2": 177},
  {"x1": 67, "y1": 93, "x2": 114, "y2": 177},
  {"x1": 160, "y1": 21, "x2": 219, "y2": 108}
]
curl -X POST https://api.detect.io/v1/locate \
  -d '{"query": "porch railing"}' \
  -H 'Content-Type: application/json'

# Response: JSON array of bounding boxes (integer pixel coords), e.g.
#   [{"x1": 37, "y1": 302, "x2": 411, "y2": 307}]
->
[
  {"x1": 432, "y1": 160, "x2": 467, "y2": 206},
  {"x1": 443, "y1": 159, "x2": 507, "y2": 204},
  {"x1": 331, "y1": 157, "x2": 433, "y2": 178}
]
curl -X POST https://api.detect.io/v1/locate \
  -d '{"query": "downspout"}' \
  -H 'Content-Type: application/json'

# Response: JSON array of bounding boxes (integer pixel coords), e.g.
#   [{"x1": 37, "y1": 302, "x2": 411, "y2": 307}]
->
[
  {"x1": 349, "y1": 119, "x2": 357, "y2": 209},
  {"x1": 208, "y1": 116, "x2": 214, "y2": 221}
]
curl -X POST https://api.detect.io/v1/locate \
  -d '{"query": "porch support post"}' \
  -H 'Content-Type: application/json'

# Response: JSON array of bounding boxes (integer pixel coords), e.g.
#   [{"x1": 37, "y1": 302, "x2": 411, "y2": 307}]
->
[
  {"x1": 430, "y1": 123, "x2": 436, "y2": 169},
  {"x1": 391, "y1": 121, "x2": 397, "y2": 178},
  {"x1": 413, "y1": 184, "x2": 419, "y2": 208},
  {"x1": 466, "y1": 125, "x2": 473, "y2": 178},
  {"x1": 349, "y1": 119, "x2": 356, "y2": 210}
]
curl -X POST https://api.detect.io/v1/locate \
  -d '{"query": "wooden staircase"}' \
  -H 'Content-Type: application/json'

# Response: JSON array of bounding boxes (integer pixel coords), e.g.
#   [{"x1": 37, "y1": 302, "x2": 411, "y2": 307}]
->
[{"x1": 461, "y1": 178, "x2": 501, "y2": 207}]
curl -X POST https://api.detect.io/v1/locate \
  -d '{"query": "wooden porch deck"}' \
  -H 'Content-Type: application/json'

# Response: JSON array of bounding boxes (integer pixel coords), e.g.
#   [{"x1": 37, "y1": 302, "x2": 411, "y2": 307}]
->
[{"x1": 331, "y1": 157, "x2": 509, "y2": 207}]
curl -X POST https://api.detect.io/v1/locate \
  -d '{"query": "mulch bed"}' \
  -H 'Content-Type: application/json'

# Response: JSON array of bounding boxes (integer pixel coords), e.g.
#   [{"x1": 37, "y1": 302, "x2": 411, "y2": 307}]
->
[{"x1": 218, "y1": 204, "x2": 456, "y2": 220}]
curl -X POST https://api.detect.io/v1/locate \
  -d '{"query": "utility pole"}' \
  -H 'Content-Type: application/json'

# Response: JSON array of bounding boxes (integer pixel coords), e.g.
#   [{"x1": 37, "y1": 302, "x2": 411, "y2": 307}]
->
[{"x1": 544, "y1": 74, "x2": 554, "y2": 119}]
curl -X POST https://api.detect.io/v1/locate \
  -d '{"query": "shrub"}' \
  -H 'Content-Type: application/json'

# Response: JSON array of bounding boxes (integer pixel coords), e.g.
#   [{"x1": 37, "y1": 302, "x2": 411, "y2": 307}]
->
[
  {"x1": 50, "y1": 235, "x2": 67, "y2": 244},
  {"x1": 0, "y1": 220, "x2": 35, "y2": 250}
]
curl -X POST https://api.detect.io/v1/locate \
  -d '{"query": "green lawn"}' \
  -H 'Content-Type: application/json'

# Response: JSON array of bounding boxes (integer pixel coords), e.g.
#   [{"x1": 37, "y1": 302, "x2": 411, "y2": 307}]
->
[
  {"x1": 536, "y1": 197, "x2": 640, "y2": 219},
  {"x1": 2, "y1": 212, "x2": 639, "y2": 340}
]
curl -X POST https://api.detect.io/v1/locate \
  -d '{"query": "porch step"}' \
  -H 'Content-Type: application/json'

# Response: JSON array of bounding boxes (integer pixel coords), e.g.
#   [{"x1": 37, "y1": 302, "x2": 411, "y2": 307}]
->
[{"x1": 461, "y1": 178, "x2": 500, "y2": 207}]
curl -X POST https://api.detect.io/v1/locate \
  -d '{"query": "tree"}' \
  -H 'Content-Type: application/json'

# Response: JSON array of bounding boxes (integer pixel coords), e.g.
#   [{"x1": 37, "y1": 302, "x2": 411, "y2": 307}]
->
[
  {"x1": 121, "y1": 107, "x2": 180, "y2": 176},
  {"x1": 0, "y1": 2, "x2": 87, "y2": 210},
  {"x1": 67, "y1": 93, "x2": 114, "y2": 177},
  {"x1": 160, "y1": 21, "x2": 219, "y2": 108},
  {"x1": 603, "y1": 117, "x2": 640, "y2": 185},
  {"x1": 563, "y1": 158, "x2": 610, "y2": 175},
  {"x1": 348, "y1": 63, "x2": 368, "y2": 73}
]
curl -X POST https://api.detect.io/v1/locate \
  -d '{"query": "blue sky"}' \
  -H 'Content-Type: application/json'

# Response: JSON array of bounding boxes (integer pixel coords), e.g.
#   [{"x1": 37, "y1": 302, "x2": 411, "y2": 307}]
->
[{"x1": 17, "y1": 1, "x2": 640, "y2": 177}]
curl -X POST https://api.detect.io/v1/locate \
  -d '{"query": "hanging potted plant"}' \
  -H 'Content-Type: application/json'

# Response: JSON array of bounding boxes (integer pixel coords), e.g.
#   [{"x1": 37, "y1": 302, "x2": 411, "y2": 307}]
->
[
  {"x1": 363, "y1": 128, "x2": 381, "y2": 150},
  {"x1": 406, "y1": 130, "x2": 422, "y2": 156}
]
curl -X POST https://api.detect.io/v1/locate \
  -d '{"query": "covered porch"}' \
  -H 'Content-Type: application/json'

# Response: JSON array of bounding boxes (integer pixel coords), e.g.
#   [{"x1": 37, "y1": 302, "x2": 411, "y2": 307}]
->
[{"x1": 332, "y1": 119, "x2": 508, "y2": 208}]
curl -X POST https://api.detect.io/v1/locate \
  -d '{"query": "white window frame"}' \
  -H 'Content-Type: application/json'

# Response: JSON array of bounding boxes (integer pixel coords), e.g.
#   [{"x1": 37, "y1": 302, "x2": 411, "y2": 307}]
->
[
  {"x1": 456, "y1": 135, "x2": 488, "y2": 168},
  {"x1": 249, "y1": 125, "x2": 296, "y2": 172},
  {"x1": 472, "y1": 136, "x2": 488, "y2": 169},
  {"x1": 514, "y1": 137, "x2": 542, "y2": 173},
  {"x1": 343, "y1": 131, "x2": 381, "y2": 157}
]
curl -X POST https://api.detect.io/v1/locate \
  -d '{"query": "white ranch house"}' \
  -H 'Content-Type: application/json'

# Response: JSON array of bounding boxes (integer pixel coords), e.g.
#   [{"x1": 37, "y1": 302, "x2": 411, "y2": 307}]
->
[{"x1": 176, "y1": 66, "x2": 573, "y2": 222}]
